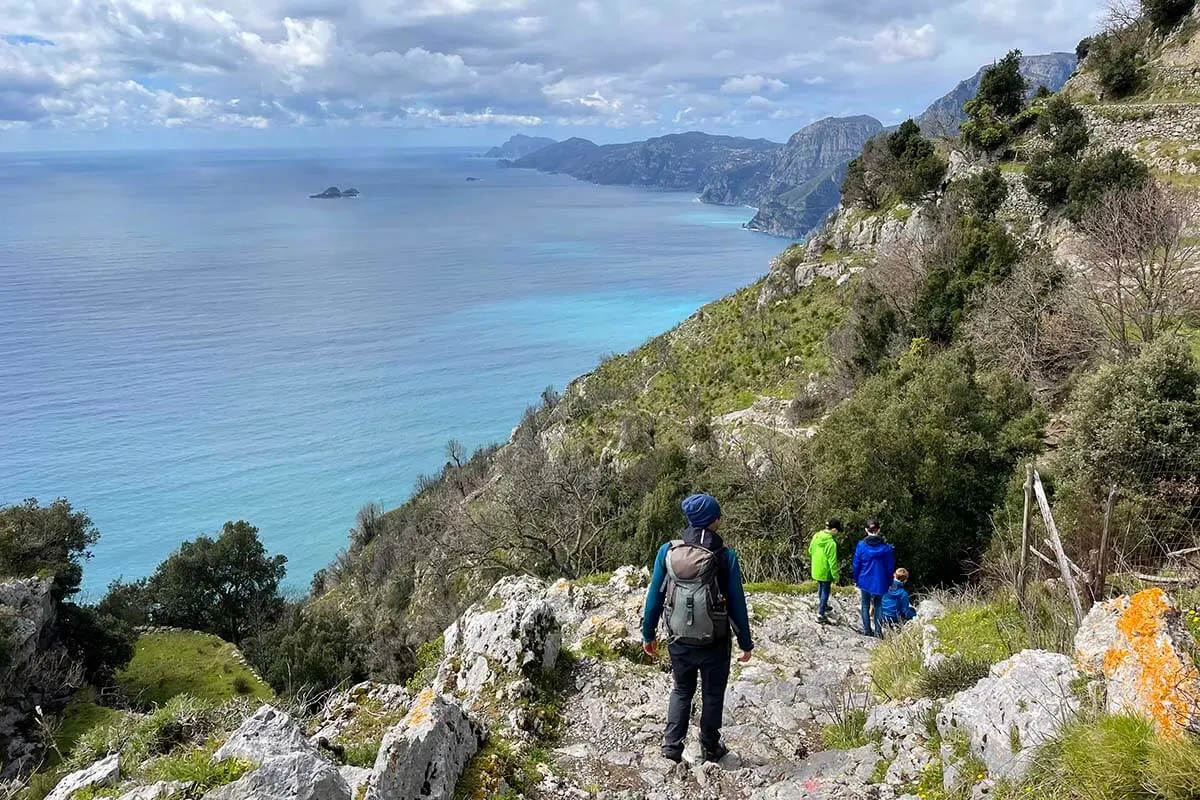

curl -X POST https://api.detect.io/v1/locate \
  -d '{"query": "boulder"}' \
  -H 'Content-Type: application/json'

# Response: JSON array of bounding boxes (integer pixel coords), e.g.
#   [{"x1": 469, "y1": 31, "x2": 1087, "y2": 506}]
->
[
  {"x1": 0, "y1": 577, "x2": 54, "y2": 680},
  {"x1": 204, "y1": 751, "x2": 349, "y2": 800},
  {"x1": 866, "y1": 699, "x2": 938, "y2": 786},
  {"x1": 46, "y1": 754, "x2": 120, "y2": 800},
  {"x1": 1075, "y1": 589, "x2": 1200, "y2": 736},
  {"x1": 937, "y1": 650, "x2": 1081, "y2": 782},
  {"x1": 339, "y1": 766, "x2": 372, "y2": 797},
  {"x1": 365, "y1": 689, "x2": 483, "y2": 800},
  {"x1": 438, "y1": 576, "x2": 561, "y2": 699},
  {"x1": 215, "y1": 706, "x2": 313, "y2": 765}
]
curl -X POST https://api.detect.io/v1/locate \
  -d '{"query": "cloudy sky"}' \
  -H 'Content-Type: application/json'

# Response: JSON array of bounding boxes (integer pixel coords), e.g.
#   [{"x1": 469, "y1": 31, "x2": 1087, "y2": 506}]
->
[{"x1": 0, "y1": 0, "x2": 1105, "y2": 149}]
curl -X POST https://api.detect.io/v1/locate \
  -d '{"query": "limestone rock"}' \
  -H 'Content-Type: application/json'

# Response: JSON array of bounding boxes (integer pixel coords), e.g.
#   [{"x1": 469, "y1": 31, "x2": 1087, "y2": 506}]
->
[
  {"x1": 46, "y1": 754, "x2": 120, "y2": 800},
  {"x1": 338, "y1": 766, "x2": 372, "y2": 797},
  {"x1": 937, "y1": 650, "x2": 1081, "y2": 782},
  {"x1": 117, "y1": 780, "x2": 188, "y2": 800},
  {"x1": 204, "y1": 751, "x2": 349, "y2": 800},
  {"x1": 364, "y1": 689, "x2": 483, "y2": 800},
  {"x1": 1075, "y1": 589, "x2": 1200, "y2": 735},
  {"x1": 215, "y1": 706, "x2": 313, "y2": 765},
  {"x1": 438, "y1": 576, "x2": 562, "y2": 699},
  {"x1": 867, "y1": 699, "x2": 938, "y2": 786},
  {"x1": 0, "y1": 577, "x2": 54, "y2": 680}
]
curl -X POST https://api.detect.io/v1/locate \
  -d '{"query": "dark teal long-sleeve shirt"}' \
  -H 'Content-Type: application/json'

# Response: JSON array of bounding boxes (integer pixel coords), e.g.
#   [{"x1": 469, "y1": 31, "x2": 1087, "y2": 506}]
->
[{"x1": 641, "y1": 529, "x2": 754, "y2": 652}]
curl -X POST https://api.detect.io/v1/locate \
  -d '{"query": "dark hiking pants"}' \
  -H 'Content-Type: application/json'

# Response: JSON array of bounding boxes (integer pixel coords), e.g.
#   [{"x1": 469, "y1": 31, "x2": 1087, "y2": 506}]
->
[{"x1": 664, "y1": 641, "x2": 731, "y2": 755}]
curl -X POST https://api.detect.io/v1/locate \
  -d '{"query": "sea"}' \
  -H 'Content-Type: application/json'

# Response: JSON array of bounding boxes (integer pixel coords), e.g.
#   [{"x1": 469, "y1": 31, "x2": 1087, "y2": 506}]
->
[{"x1": 0, "y1": 147, "x2": 787, "y2": 597}]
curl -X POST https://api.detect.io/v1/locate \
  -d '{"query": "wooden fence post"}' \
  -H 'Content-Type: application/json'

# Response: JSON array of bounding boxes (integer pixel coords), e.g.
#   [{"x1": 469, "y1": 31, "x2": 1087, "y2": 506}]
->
[
  {"x1": 1033, "y1": 470, "x2": 1084, "y2": 628},
  {"x1": 1092, "y1": 485, "x2": 1118, "y2": 605},
  {"x1": 1017, "y1": 463, "x2": 1034, "y2": 609}
]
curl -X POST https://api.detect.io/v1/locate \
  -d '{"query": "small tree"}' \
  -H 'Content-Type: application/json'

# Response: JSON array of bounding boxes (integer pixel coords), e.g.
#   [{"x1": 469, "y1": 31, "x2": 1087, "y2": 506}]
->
[
  {"x1": 246, "y1": 602, "x2": 366, "y2": 697},
  {"x1": 961, "y1": 101, "x2": 1012, "y2": 153},
  {"x1": 1142, "y1": 0, "x2": 1197, "y2": 32},
  {"x1": 1091, "y1": 33, "x2": 1145, "y2": 98},
  {"x1": 976, "y1": 50, "x2": 1028, "y2": 118},
  {"x1": 1077, "y1": 182, "x2": 1200, "y2": 357},
  {"x1": 1037, "y1": 95, "x2": 1090, "y2": 157},
  {"x1": 962, "y1": 167, "x2": 1010, "y2": 220},
  {"x1": 145, "y1": 520, "x2": 287, "y2": 643},
  {"x1": 887, "y1": 120, "x2": 947, "y2": 201}
]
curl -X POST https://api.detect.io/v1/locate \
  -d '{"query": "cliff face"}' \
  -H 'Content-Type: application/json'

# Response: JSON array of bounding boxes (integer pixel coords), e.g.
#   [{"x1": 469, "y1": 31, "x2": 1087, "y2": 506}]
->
[
  {"x1": 917, "y1": 52, "x2": 1078, "y2": 135},
  {"x1": 742, "y1": 116, "x2": 884, "y2": 238},
  {"x1": 484, "y1": 134, "x2": 557, "y2": 159}
]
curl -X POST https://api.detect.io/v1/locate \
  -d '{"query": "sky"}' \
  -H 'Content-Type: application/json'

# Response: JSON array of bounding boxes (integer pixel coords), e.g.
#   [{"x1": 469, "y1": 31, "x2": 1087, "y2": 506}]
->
[{"x1": 0, "y1": 0, "x2": 1108, "y2": 151}]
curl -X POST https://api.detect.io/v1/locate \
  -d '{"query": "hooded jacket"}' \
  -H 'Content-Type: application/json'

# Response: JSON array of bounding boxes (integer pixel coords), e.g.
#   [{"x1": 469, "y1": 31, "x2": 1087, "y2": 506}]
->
[
  {"x1": 852, "y1": 535, "x2": 896, "y2": 596},
  {"x1": 809, "y1": 529, "x2": 839, "y2": 582},
  {"x1": 881, "y1": 579, "x2": 916, "y2": 622},
  {"x1": 641, "y1": 526, "x2": 754, "y2": 652}
]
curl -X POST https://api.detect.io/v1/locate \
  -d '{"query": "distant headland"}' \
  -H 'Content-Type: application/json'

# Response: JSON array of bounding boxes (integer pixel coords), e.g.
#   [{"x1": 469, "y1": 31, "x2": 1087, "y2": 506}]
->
[{"x1": 310, "y1": 186, "x2": 360, "y2": 199}]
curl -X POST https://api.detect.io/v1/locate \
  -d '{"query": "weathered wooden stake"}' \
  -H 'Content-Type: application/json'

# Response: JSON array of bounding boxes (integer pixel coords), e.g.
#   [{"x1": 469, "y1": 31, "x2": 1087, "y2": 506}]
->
[
  {"x1": 1017, "y1": 463, "x2": 1034, "y2": 609},
  {"x1": 1034, "y1": 470, "x2": 1084, "y2": 628},
  {"x1": 1092, "y1": 485, "x2": 1118, "y2": 605}
]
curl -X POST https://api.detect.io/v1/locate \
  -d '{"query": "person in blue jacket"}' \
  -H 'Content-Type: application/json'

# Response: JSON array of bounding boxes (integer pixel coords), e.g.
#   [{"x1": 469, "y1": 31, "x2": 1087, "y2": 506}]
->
[
  {"x1": 852, "y1": 517, "x2": 895, "y2": 638},
  {"x1": 880, "y1": 568, "x2": 917, "y2": 628},
  {"x1": 642, "y1": 493, "x2": 754, "y2": 764}
]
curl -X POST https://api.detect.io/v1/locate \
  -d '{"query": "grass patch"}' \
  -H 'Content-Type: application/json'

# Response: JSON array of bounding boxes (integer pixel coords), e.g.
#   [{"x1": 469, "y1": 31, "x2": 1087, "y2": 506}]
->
[
  {"x1": 67, "y1": 695, "x2": 252, "y2": 772},
  {"x1": 931, "y1": 600, "x2": 1027, "y2": 665},
  {"x1": 869, "y1": 623, "x2": 924, "y2": 700},
  {"x1": 116, "y1": 631, "x2": 271, "y2": 708},
  {"x1": 821, "y1": 708, "x2": 870, "y2": 750},
  {"x1": 578, "y1": 633, "x2": 644, "y2": 663},
  {"x1": 571, "y1": 572, "x2": 614, "y2": 587},
  {"x1": 1025, "y1": 713, "x2": 1200, "y2": 799},
  {"x1": 917, "y1": 655, "x2": 992, "y2": 700},
  {"x1": 51, "y1": 702, "x2": 125, "y2": 766},
  {"x1": 139, "y1": 741, "x2": 253, "y2": 791}
]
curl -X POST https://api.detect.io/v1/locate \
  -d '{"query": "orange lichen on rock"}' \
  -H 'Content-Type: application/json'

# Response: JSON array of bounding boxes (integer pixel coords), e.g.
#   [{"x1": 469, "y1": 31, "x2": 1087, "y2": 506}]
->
[
  {"x1": 1106, "y1": 589, "x2": 1200, "y2": 736},
  {"x1": 404, "y1": 687, "x2": 437, "y2": 728}
]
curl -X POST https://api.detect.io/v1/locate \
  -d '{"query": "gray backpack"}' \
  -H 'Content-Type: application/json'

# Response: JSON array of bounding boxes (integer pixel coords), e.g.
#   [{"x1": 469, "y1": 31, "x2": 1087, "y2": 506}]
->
[{"x1": 662, "y1": 541, "x2": 729, "y2": 646}]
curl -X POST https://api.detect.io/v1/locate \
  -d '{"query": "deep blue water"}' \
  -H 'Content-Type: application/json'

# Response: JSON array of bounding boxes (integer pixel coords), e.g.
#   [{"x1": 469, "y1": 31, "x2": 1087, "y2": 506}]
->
[{"x1": 0, "y1": 148, "x2": 785, "y2": 596}]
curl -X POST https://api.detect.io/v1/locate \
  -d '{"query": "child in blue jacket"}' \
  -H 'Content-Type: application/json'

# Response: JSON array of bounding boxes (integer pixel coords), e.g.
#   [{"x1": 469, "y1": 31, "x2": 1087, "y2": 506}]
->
[
  {"x1": 881, "y1": 568, "x2": 917, "y2": 628},
  {"x1": 852, "y1": 518, "x2": 895, "y2": 638}
]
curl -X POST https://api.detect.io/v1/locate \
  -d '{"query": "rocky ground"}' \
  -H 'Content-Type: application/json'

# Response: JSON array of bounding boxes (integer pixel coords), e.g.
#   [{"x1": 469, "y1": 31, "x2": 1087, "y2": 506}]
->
[{"x1": 26, "y1": 570, "x2": 1200, "y2": 800}]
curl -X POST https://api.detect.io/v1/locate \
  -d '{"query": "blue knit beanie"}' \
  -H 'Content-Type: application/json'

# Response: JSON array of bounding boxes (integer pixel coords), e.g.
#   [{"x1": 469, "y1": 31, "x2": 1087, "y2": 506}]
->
[{"x1": 682, "y1": 493, "x2": 721, "y2": 529}]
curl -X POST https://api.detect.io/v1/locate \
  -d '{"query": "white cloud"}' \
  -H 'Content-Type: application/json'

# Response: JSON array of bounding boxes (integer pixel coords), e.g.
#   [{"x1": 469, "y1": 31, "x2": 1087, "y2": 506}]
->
[
  {"x1": 720, "y1": 74, "x2": 788, "y2": 94},
  {"x1": 0, "y1": 0, "x2": 1104, "y2": 136}
]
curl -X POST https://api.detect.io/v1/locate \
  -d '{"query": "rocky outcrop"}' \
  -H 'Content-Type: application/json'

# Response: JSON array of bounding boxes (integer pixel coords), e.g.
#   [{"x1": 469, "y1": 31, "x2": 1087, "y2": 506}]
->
[
  {"x1": 437, "y1": 576, "x2": 562, "y2": 703},
  {"x1": 1, "y1": 577, "x2": 56, "y2": 780},
  {"x1": 917, "y1": 53, "x2": 1078, "y2": 136},
  {"x1": 117, "y1": 782, "x2": 187, "y2": 800},
  {"x1": 46, "y1": 754, "x2": 119, "y2": 800},
  {"x1": 937, "y1": 650, "x2": 1082, "y2": 783},
  {"x1": 364, "y1": 690, "x2": 483, "y2": 800},
  {"x1": 215, "y1": 706, "x2": 314, "y2": 765},
  {"x1": 0, "y1": 577, "x2": 53, "y2": 680},
  {"x1": 205, "y1": 751, "x2": 350, "y2": 800},
  {"x1": 1075, "y1": 588, "x2": 1200, "y2": 736},
  {"x1": 867, "y1": 699, "x2": 938, "y2": 787},
  {"x1": 310, "y1": 682, "x2": 411, "y2": 744},
  {"x1": 484, "y1": 134, "x2": 557, "y2": 159}
]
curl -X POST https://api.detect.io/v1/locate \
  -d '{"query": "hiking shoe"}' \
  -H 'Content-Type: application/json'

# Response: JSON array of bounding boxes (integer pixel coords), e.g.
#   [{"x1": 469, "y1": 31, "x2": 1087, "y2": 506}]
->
[
  {"x1": 660, "y1": 747, "x2": 683, "y2": 763},
  {"x1": 702, "y1": 743, "x2": 729, "y2": 763},
  {"x1": 817, "y1": 614, "x2": 830, "y2": 625}
]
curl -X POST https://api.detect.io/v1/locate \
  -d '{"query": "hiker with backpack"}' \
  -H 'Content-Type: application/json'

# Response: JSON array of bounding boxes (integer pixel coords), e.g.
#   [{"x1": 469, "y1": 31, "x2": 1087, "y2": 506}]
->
[
  {"x1": 809, "y1": 518, "x2": 842, "y2": 625},
  {"x1": 852, "y1": 517, "x2": 896, "y2": 638},
  {"x1": 642, "y1": 493, "x2": 753, "y2": 764}
]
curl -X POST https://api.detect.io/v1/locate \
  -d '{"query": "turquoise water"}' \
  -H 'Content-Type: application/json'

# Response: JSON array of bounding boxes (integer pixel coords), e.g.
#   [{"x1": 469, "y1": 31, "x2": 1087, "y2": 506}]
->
[{"x1": 0, "y1": 148, "x2": 786, "y2": 596}]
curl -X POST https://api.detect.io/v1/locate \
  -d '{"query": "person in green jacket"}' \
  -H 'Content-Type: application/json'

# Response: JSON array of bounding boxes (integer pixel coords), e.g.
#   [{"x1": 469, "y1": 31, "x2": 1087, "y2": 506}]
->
[{"x1": 810, "y1": 519, "x2": 842, "y2": 625}]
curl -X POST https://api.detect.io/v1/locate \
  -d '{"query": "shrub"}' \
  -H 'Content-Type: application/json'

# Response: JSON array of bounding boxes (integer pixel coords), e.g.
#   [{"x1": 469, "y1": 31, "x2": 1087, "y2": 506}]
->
[
  {"x1": 1065, "y1": 149, "x2": 1150, "y2": 222},
  {"x1": 1091, "y1": 34, "x2": 1145, "y2": 98},
  {"x1": 245, "y1": 602, "x2": 367, "y2": 698},
  {"x1": 1037, "y1": 95, "x2": 1090, "y2": 157},
  {"x1": 962, "y1": 168, "x2": 1009, "y2": 220},
  {"x1": 918, "y1": 655, "x2": 992, "y2": 699},
  {"x1": 1024, "y1": 151, "x2": 1076, "y2": 207},
  {"x1": 841, "y1": 123, "x2": 946, "y2": 208},
  {"x1": 140, "y1": 742, "x2": 253, "y2": 791},
  {"x1": 1076, "y1": 36, "x2": 1093, "y2": 61},
  {"x1": 1142, "y1": 0, "x2": 1197, "y2": 32},
  {"x1": 56, "y1": 603, "x2": 137, "y2": 685},
  {"x1": 961, "y1": 101, "x2": 1012, "y2": 152}
]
